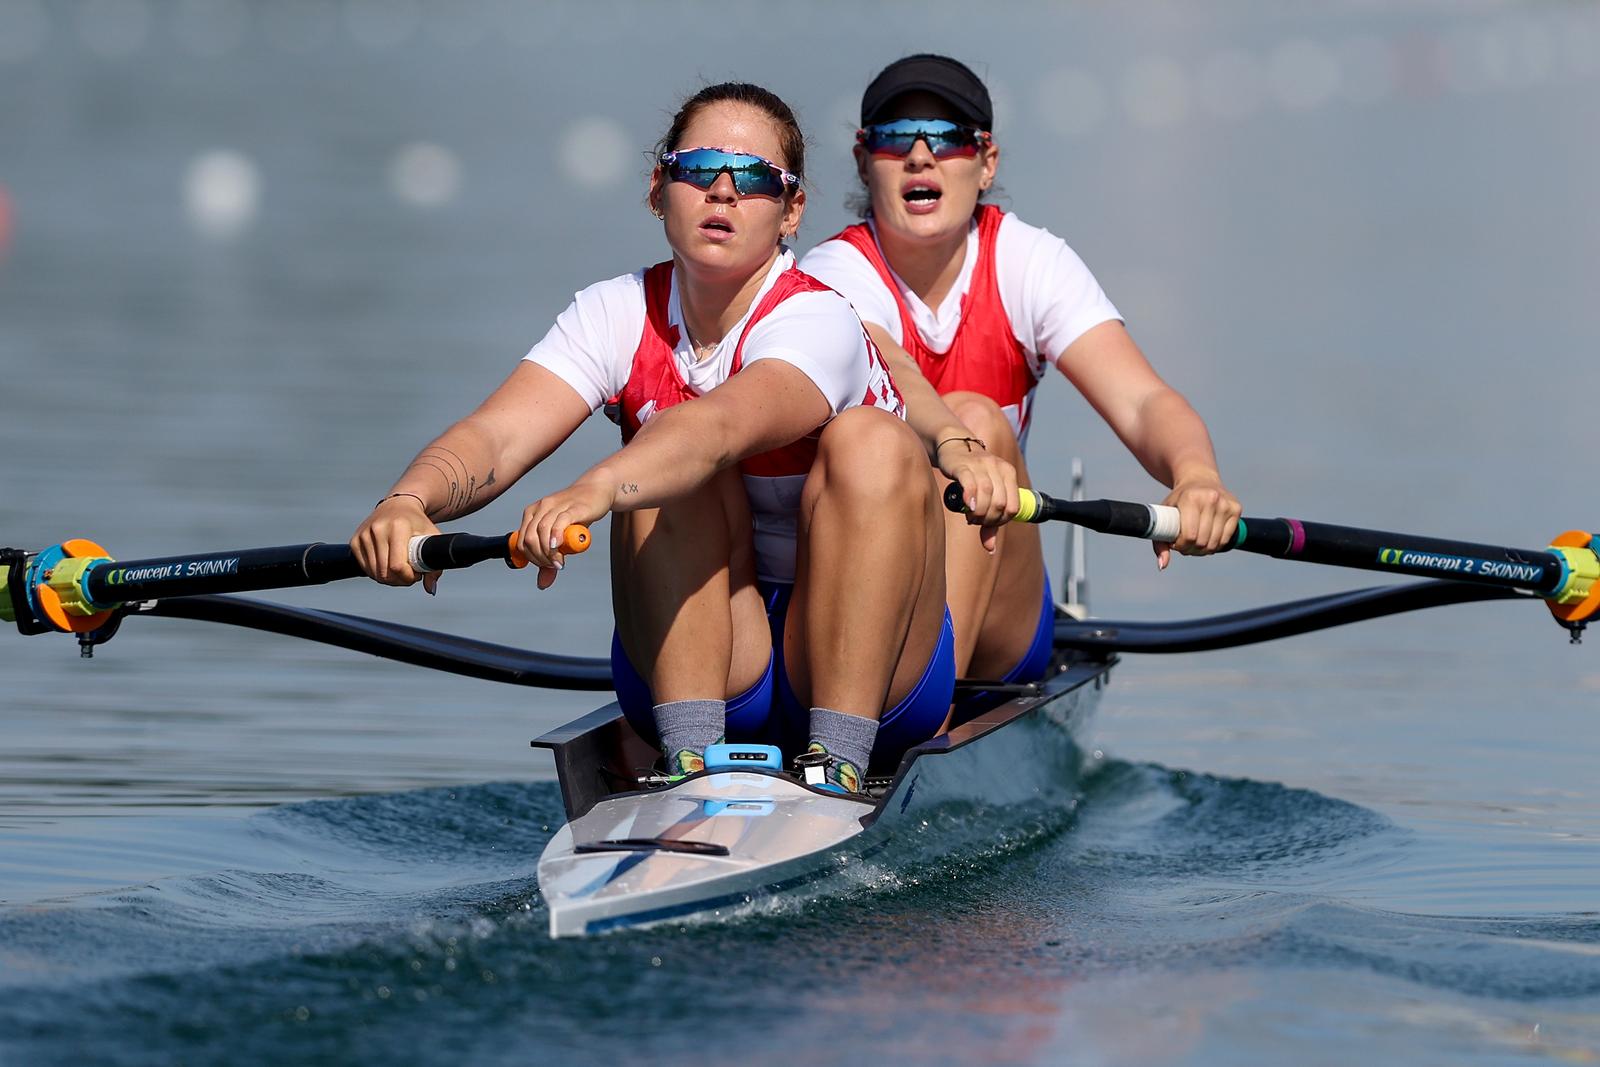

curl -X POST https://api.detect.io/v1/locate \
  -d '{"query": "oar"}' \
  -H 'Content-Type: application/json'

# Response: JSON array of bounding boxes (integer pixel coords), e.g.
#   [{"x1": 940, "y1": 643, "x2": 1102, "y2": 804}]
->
[
  {"x1": 4, "y1": 514, "x2": 1546, "y2": 683},
  {"x1": 945, "y1": 484, "x2": 1600, "y2": 640},
  {"x1": 0, "y1": 526, "x2": 592, "y2": 640}
]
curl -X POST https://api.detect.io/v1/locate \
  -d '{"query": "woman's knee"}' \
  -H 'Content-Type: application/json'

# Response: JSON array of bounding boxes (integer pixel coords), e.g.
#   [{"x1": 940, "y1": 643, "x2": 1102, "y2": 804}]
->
[
  {"x1": 809, "y1": 408, "x2": 929, "y2": 503},
  {"x1": 943, "y1": 391, "x2": 1021, "y2": 459}
]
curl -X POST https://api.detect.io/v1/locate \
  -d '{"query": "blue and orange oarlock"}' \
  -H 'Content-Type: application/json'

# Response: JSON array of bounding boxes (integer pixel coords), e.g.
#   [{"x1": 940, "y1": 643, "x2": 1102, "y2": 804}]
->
[
  {"x1": 1546, "y1": 529, "x2": 1600, "y2": 634},
  {"x1": 0, "y1": 539, "x2": 117, "y2": 636}
]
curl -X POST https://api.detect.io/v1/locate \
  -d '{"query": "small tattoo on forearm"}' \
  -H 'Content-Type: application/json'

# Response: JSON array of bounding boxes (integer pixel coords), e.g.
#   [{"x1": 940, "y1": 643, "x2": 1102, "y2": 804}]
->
[{"x1": 619, "y1": 483, "x2": 640, "y2": 496}]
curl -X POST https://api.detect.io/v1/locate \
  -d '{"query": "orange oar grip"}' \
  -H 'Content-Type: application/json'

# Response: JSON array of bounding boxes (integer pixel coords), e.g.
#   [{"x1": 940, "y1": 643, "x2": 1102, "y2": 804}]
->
[
  {"x1": 503, "y1": 525, "x2": 592, "y2": 570},
  {"x1": 505, "y1": 533, "x2": 529, "y2": 569},
  {"x1": 561, "y1": 525, "x2": 592, "y2": 554}
]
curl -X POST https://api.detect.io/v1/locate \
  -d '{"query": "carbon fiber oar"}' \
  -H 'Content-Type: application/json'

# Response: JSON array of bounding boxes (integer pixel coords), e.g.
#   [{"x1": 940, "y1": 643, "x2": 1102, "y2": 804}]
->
[
  {"x1": 945, "y1": 483, "x2": 1600, "y2": 641},
  {"x1": 0, "y1": 525, "x2": 591, "y2": 643}
]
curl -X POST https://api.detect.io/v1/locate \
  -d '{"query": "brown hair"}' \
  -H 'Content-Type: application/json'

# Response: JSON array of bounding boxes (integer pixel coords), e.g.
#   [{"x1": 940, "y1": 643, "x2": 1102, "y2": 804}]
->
[{"x1": 655, "y1": 82, "x2": 807, "y2": 188}]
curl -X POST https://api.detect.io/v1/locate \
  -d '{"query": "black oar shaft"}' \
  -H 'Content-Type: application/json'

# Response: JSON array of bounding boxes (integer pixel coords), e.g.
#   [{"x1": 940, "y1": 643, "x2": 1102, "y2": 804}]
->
[
  {"x1": 942, "y1": 483, "x2": 1574, "y2": 598},
  {"x1": 1226, "y1": 517, "x2": 1565, "y2": 594},
  {"x1": 82, "y1": 533, "x2": 517, "y2": 606}
]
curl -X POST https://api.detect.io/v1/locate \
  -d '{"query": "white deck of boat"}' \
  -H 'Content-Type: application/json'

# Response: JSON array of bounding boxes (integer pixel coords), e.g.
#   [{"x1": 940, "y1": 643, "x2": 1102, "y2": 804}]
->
[{"x1": 538, "y1": 769, "x2": 872, "y2": 937}]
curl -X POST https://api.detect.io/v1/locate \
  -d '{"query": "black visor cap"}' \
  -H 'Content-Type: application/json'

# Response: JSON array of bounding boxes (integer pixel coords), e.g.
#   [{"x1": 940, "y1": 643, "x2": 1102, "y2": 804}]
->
[{"x1": 860, "y1": 54, "x2": 993, "y2": 131}]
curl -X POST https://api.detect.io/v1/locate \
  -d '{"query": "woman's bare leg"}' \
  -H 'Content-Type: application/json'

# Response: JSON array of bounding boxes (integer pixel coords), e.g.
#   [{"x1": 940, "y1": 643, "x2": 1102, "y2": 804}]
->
[
  {"x1": 611, "y1": 465, "x2": 770, "y2": 708},
  {"x1": 786, "y1": 407, "x2": 947, "y2": 728},
  {"x1": 938, "y1": 391, "x2": 1047, "y2": 680}
]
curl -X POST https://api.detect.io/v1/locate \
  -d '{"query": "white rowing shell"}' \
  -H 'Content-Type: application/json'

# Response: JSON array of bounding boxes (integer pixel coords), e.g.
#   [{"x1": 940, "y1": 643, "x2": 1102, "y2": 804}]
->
[{"x1": 538, "y1": 770, "x2": 873, "y2": 937}]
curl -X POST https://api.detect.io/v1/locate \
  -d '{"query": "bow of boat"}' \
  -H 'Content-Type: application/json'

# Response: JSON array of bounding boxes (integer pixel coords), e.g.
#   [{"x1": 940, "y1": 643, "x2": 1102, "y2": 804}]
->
[{"x1": 537, "y1": 769, "x2": 873, "y2": 937}]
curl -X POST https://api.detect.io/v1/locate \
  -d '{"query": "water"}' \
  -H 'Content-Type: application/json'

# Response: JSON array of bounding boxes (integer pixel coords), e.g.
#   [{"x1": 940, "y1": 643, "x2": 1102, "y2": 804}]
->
[{"x1": 3, "y1": 1, "x2": 1599, "y2": 1063}]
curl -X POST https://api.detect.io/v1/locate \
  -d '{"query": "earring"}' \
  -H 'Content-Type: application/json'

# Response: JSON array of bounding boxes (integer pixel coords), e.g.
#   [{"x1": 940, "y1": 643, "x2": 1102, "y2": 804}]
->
[{"x1": 651, "y1": 206, "x2": 664, "y2": 220}]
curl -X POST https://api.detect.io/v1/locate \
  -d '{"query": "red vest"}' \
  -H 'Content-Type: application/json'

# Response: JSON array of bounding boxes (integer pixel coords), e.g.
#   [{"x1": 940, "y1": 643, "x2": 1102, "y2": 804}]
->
[
  {"x1": 830, "y1": 205, "x2": 1041, "y2": 436},
  {"x1": 617, "y1": 260, "x2": 903, "y2": 479}
]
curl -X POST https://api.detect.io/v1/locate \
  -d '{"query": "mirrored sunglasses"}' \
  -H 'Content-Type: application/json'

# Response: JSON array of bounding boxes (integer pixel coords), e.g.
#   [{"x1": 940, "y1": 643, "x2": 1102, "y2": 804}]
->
[
  {"x1": 856, "y1": 119, "x2": 991, "y2": 159},
  {"x1": 658, "y1": 147, "x2": 800, "y2": 199}
]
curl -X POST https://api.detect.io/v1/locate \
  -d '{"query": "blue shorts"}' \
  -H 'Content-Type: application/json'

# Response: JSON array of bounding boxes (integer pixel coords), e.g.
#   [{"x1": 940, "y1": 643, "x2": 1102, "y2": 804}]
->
[
  {"x1": 948, "y1": 573, "x2": 1055, "y2": 728},
  {"x1": 612, "y1": 580, "x2": 956, "y2": 769}
]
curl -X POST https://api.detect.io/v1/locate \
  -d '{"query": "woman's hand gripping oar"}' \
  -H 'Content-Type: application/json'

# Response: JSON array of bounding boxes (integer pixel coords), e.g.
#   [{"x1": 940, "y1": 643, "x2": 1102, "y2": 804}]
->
[
  {"x1": 517, "y1": 478, "x2": 614, "y2": 589},
  {"x1": 353, "y1": 494, "x2": 592, "y2": 594}
]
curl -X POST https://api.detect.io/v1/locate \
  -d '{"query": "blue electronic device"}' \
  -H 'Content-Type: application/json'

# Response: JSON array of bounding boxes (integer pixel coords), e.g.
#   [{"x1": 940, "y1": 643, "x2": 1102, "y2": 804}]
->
[{"x1": 702, "y1": 743, "x2": 781, "y2": 771}]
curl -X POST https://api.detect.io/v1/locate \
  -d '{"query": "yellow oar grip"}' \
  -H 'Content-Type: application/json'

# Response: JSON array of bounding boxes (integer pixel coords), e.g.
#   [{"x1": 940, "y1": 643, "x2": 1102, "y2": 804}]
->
[{"x1": 1015, "y1": 489, "x2": 1041, "y2": 524}]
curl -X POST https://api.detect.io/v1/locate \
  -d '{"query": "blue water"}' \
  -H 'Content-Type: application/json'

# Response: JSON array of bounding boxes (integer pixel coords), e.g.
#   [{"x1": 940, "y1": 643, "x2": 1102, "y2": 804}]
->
[
  {"x1": 3, "y1": 2, "x2": 1599, "y2": 1063},
  {"x1": 5, "y1": 763, "x2": 1598, "y2": 1065}
]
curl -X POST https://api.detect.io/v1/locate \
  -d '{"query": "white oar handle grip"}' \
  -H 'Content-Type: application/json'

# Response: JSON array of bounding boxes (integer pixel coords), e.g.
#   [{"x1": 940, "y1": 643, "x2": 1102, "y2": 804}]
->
[
  {"x1": 407, "y1": 535, "x2": 435, "y2": 574},
  {"x1": 1147, "y1": 504, "x2": 1182, "y2": 543}
]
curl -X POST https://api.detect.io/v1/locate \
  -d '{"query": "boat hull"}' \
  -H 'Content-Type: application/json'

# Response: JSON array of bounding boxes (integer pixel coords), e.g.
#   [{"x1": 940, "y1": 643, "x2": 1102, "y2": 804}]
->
[
  {"x1": 532, "y1": 652, "x2": 1111, "y2": 937},
  {"x1": 538, "y1": 773, "x2": 873, "y2": 937}
]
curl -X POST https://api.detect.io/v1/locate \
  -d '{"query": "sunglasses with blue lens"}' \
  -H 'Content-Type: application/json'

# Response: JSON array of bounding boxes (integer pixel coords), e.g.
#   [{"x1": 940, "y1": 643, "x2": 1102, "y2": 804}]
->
[
  {"x1": 658, "y1": 147, "x2": 800, "y2": 199},
  {"x1": 856, "y1": 119, "x2": 991, "y2": 159}
]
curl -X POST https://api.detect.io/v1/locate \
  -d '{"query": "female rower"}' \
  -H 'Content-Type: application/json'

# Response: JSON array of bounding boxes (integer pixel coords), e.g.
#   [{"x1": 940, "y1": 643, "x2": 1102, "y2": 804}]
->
[
  {"x1": 800, "y1": 55, "x2": 1242, "y2": 723},
  {"x1": 351, "y1": 83, "x2": 997, "y2": 793}
]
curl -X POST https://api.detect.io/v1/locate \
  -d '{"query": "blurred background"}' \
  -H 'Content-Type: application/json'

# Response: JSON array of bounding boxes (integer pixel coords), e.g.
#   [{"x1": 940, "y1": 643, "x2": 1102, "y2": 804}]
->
[
  {"x1": 1, "y1": 0, "x2": 1597, "y2": 827},
  {"x1": 4, "y1": 5, "x2": 1600, "y2": 1064}
]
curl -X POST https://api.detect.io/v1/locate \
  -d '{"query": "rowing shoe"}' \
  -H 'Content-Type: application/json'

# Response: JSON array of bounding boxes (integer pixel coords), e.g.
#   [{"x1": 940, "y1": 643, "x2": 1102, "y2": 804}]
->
[{"x1": 945, "y1": 483, "x2": 1600, "y2": 642}]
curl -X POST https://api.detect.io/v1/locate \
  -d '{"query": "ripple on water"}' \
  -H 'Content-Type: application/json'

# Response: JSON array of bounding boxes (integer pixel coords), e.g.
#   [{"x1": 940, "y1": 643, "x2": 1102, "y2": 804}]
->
[{"x1": 3, "y1": 764, "x2": 1600, "y2": 1067}]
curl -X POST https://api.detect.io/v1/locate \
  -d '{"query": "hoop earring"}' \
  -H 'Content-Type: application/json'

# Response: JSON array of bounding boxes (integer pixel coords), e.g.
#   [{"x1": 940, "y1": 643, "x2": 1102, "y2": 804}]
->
[{"x1": 650, "y1": 206, "x2": 664, "y2": 220}]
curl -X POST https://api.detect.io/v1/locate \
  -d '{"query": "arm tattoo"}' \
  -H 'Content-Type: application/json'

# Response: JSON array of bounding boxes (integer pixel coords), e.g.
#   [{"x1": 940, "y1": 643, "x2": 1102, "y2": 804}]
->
[
  {"x1": 619, "y1": 483, "x2": 640, "y2": 496},
  {"x1": 409, "y1": 447, "x2": 497, "y2": 520}
]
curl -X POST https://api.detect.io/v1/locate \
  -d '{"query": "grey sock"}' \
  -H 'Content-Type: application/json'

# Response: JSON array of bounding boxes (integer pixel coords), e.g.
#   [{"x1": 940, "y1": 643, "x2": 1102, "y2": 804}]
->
[
  {"x1": 807, "y1": 707, "x2": 878, "y2": 791},
  {"x1": 653, "y1": 699, "x2": 726, "y2": 774}
]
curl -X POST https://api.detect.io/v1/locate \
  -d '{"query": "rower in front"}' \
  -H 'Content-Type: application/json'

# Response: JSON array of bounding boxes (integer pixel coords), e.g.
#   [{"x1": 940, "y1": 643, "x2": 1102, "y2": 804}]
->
[
  {"x1": 800, "y1": 55, "x2": 1244, "y2": 728},
  {"x1": 351, "y1": 83, "x2": 1010, "y2": 793}
]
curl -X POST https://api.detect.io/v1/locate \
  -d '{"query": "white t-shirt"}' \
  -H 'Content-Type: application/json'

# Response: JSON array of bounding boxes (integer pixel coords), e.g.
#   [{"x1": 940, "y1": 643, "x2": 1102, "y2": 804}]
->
[
  {"x1": 523, "y1": 250, "x2": 894, "y2": 582},
  {"x1": 800, "y1": 212, "x2": 1122, "y2": 370},
  {"x1": 524, "y1": 250, "x2": 878, "y2": 419}
]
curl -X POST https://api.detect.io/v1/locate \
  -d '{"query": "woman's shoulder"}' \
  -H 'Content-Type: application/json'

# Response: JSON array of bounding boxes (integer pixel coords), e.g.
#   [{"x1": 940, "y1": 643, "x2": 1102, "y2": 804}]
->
[
  {"x1": 799, "y1": 228, "x2": 874, "y2": 269},
  {"x1": 743, "y1": 276, "x2": 868, "y2": 361},
  {"x1": 993, "y1": 210, "x2": 1100, "y2": 274},
  {"x1": 994, "y1": 209, "x2": 1065, "y2": 251},
  {"x1": 539, "y1": 268, "x2": 658, "y2": 363},
  {"x1": 797, "y1": 234, "x2": 890, "y2": 306},
  {"x1": 567, "y1": 267, "x2": 651, "y2": 307},
  {"x1": 768, "y1": 274, "x2": 864, "y2": 327}
]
